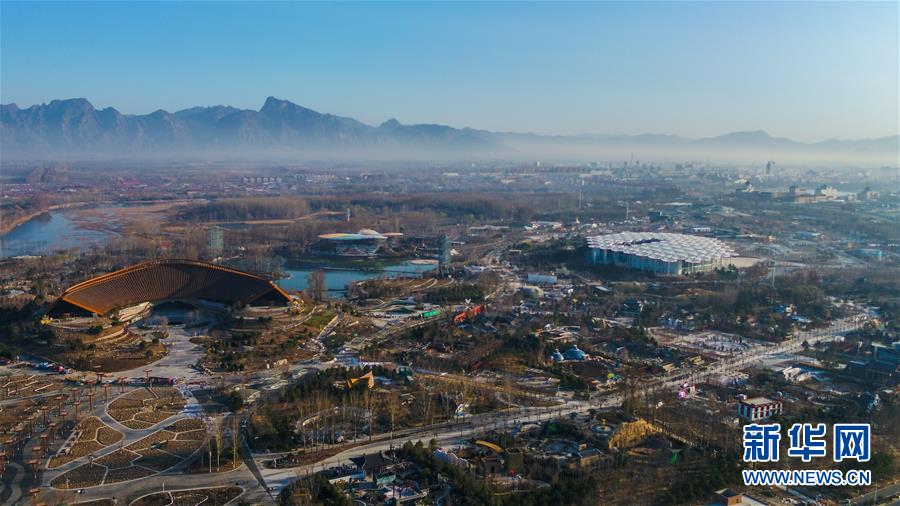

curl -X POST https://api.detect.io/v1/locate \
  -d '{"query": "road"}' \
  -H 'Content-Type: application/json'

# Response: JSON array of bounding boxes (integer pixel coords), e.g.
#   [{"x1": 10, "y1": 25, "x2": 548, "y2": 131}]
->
[
  {"x1": 343, "y1": 316, "x2": 435, "y2": 353},
  {"x1": 252, "y1": 313, "x2": 866, "y2": 495},
  {"x1": 116, "y1": 323, "x2": 212, "y2": 384},
  {"x1": 23, "y1": 288, "x2": 866, "y2": 505},
  {"x1": 257, "y1": 400, "x2": 591, "y2": 492},
  {"x1": 35, "y1": 383, "x2": 275, "y2": 506},
  {"x1": 645, "y1": 315, "x2": 864, "y2": 392},
  {"x1": 16, "y1": 311, "x2": 277, "y2": 505}
]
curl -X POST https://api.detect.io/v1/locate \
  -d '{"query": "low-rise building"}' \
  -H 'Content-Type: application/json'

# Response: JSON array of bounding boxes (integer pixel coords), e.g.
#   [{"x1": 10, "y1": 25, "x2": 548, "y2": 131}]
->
[
  {"x1": 737, "y1": 397, "x2": 783, "y2": 421},
  {"x1": 780, "y1": 366, "x2": 810, "y2": 382},
  {"x1": 708, "y1": 488, "x2": 768, "y2": 506},
  {"x1": 527, "y1": 273, "x2": 558, "y2": 285},
  {"x1": 322, "y1": 465, "x2": 366, "y2": 484}
]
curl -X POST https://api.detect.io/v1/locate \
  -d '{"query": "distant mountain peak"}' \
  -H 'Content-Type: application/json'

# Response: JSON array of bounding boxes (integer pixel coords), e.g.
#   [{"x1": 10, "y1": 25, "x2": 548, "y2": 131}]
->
[
  {"x1": 50, "y1": 97, "x2": 92, "y2": 105},
  {"x1": 1, "y1": 97, "x2": 896, "y2": 164},
  {"x1": 379, "y1": 118, "x2": 403, "y2": 128},
  {"x1": 45, "y1": 97, "x2": 95, "y2": 112},
  {"x1": 740, "y1": 129, "x2": 769, "y2": 137},
  {"x1": 261, "y1": 96, "x2": 305, "y2": 112},
  {"x1": 714, "y1": 130, "x2": 771, "y2": 139}
]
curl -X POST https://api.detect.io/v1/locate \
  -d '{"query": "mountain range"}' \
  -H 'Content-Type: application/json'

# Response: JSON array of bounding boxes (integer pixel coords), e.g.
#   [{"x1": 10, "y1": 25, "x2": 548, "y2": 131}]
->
[{"x1": 2, "y1": 97, "x2": 897, "y2": 164}]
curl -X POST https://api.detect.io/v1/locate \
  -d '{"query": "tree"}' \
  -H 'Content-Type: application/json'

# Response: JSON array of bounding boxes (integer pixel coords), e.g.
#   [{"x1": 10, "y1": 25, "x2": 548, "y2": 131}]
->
[
  {"x1": 387, "y1": 391, "x2": 401, "y2": 442},
  {"x1": 214, "y1": 424, "x2": 223, "y2": 469},
  {"x1": 232, "y1": 415, "x2": 239, "y2": 466},
  {"x1": 278, "y1": 473, "x2": 351, "y2": 506},
  {"x1": 307, "y1": 270, "x2": 326, "y2": 302},
  {"x1": 228, "y1": 390, "x2": 244, "y2": 412}
]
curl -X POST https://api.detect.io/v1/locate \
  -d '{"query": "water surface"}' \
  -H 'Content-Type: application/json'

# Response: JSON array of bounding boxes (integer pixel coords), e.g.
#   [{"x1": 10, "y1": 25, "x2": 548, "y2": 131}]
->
[
  {"x1": 277, "y1": 260, "x2": 438, "y2": 298},
  {"x1": 1, "y1": 211, "x2": 118, "y2": 257}
]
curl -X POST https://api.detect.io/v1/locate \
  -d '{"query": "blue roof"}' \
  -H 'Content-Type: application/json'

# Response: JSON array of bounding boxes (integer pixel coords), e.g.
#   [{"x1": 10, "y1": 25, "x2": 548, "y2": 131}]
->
[{"x1": 563, "y1": 345, "x2": 587, "y2": 360}]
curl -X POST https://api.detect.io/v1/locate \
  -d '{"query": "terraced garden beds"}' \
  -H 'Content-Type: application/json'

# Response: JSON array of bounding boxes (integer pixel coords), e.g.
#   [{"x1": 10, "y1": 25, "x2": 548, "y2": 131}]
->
[
  {"x1": 50, "y1": 417, "x2": 208, "y2": 489},
  {"x1": 48, "y1": 417, "x2": 123, "y2": 468},
  {"x1": 130, "y1": 486, "x2": 243, "y2": 506},
  {"x1": 107, "y1": 387, "x2": 186, "y2": 429}
]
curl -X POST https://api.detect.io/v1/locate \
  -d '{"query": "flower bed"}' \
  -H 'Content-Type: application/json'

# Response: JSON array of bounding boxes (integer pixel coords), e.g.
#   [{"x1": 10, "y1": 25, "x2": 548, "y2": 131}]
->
[
  {"x1": 160, "y1": 440, "x2": 203, "y2": 458},
  {"x1": 48, "y1": 440, "x2": 105, "y2": 468},
  {"x1": 175, "y1": 429, "x2": 207, "y2": 441},
  {"x1": 126, "y1": 430, "x2": 176, "y2": 451},
  {"x1": 107, "y1": 407, "x2": 140, "y2": 421},
  {"x1": 133, "y1": 410, "x2": 176, "y2": 425},
  {"x1": 103, "y1": 465, "x2": 155, "y2": 484},
  {"x1": 96, "y1": 426, "x2": 123, "y2": 446},
  {"x1": 50, "y1": 463, "x2": 106, "y2": 489},
  {"x1": 121, "y1": 419, "x2": 154, "y2": 430},
  {"x1": 169, "y1": 418, "x2": 206, "y2": 432},
  {"x1": 48, "y1": 417, "x2": 123, "y2": 468},
  {"x1": 131, "y1": 486, "x2": 243, "y2": 506},
  {"x1": 134, "y1": 447, "x2": 181, "y2": 472},
  {"x1": 95, "y1": 449, "x2": 140, "y2": 469},
  {"x1": 108, "y1": 387, "x2": 186, "y2": 429}
]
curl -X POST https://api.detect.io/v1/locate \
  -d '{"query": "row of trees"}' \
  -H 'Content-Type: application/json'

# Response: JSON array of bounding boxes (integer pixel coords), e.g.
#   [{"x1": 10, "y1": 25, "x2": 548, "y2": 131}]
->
[
  {"x1": 307, "y1": 192, "x2": 578, "y2": 223},
  {"x1": 395, "y1": 439, "x2": 602, "y2": 506},
  {"x1": 278, "y1": 473, "x2": 351, "y2": 506},
  {"x1": 179, "y1": 196, "x2": 311, "y2": 222},
  {"x1": 422, "y1": 283, "x2": 484, "y2": 304}
]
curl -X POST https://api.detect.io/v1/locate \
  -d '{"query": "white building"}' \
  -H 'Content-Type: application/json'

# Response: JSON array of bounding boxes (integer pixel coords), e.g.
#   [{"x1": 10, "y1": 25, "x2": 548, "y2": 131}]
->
[
  {"x1": 587, "y1": 232, "x2": 737, "y2": 276},
  {"x1": 780, "y1": 366, "x2": 811, "y2": 382},
  {"x1": 737, "y1": 397, "x2": 783, "y2": 421},
  {"x1": 527, "y1": 273, "x2": 558, "y2": 285}
]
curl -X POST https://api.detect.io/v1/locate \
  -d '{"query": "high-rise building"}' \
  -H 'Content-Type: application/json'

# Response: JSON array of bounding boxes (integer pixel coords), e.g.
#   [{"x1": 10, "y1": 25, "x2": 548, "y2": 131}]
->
[{"x1": 207, "y1": 226, "x2": 224, "y2": 256}]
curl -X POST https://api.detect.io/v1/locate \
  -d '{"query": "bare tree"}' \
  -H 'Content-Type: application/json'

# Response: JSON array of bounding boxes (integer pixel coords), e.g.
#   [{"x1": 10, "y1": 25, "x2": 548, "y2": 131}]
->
[
  {"x1": 307, "y1": 270, "x2": 326, "y2": 302},
  {"x1": 387, "y1": 391, "x2": 401, "y2": 444},
  {"x1": 214, "y1": 423, "x2": 222, "y2": 469},
  {"x1": 231, "y1": 415, "x2": 238, "y2": 466}
]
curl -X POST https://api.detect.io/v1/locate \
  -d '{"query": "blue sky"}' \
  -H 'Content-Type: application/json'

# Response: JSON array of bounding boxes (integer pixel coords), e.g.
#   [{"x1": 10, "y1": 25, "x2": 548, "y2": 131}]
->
[{"x1": 1, "y1": 1, "x2": 897, "y2": 141}]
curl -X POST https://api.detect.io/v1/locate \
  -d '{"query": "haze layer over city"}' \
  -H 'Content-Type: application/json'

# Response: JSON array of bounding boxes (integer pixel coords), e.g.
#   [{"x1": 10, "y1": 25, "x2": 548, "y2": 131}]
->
[{"x1": 0, "y1": 2, "x2": 898, "y2": 506}]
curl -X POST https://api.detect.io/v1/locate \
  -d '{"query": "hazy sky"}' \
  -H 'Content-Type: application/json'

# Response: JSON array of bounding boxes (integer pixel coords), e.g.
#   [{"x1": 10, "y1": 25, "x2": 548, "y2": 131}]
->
[{"x1": 1, "y1": 1, "x2": 897, "y2": 141}]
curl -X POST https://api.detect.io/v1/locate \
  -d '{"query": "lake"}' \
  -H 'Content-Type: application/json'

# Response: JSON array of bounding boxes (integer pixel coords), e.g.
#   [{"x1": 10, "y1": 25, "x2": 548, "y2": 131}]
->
[
  {"x1": 1, "y1": 208, "x2": 439, "y2": 298},
  {"x1": 0, "y1": 210, "x2": 118, "y2": 257},
  {"x1": 277, "y1": 260, "x2": 439, "y2": 298}
]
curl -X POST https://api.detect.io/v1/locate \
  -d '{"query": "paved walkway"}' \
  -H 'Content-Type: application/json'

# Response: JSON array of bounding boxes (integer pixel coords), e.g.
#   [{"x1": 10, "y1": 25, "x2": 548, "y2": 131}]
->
[
  {"x1": 43, "y1": 388, "x2": 200, "y2": 479},
  {"x1": 0, "y1": 461, "x2": 25, "y2": 505}
]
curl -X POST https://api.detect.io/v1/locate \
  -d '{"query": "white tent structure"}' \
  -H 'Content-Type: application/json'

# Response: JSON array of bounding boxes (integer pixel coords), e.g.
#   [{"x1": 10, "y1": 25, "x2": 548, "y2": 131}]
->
[{"x1": 587, "y1": 232, "x2": 737, "y2": 275}]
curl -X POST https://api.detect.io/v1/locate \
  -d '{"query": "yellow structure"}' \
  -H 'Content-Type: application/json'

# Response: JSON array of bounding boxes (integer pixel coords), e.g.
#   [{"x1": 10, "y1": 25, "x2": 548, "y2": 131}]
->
[
  {"x1": 475, "y1": 440, "x2": 504, "y2": 453},
  {"x1": 608, "y1": 418, "x2": 660, "y2": 449},
  {"x1": 346, "y1": 371, "x2": 375, "y2": 390}
]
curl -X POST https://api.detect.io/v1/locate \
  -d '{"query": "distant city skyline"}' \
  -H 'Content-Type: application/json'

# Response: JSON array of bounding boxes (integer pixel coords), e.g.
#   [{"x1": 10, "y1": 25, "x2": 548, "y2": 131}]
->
[{"x1": 1, "y1": 1, "x2": 898, "y2": 142}]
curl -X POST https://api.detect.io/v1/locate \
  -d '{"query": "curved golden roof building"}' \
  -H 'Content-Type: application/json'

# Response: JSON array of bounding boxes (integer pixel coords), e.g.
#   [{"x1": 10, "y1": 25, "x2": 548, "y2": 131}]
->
[{"x1": 50, "y1": 259, "x2": 290, "y2": 316}]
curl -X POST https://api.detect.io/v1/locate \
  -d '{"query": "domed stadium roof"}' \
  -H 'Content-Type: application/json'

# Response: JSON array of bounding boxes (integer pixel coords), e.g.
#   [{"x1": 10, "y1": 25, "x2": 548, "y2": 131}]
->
[
  {"x1": 563, "y1": 345, "x2": 588, "y2": 361},
  {"x1": 49, "y1": 259, "x2": 290, "y2": 316},
  {"x1": 586, "y1": 232, "x2": 736, "y2": 264},
  {"x1": 318, "y1": 228, "x2": 397, "y2": 241}
]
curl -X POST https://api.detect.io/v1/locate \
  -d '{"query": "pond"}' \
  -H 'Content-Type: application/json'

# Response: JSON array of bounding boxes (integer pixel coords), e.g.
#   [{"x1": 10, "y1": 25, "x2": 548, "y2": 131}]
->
[{"x1": 277, "y1": 260, "x2": 439, "y2": 298}]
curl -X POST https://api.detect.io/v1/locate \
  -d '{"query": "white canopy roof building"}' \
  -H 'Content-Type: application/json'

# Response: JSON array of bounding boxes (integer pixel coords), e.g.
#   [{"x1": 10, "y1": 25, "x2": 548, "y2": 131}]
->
[{"x1": 586, "y1": 232, "x2": 736, "y2": 276}]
